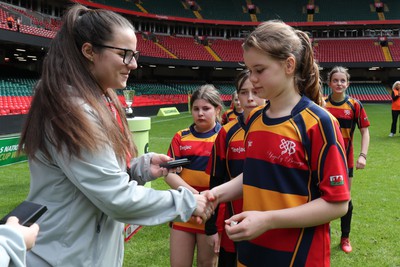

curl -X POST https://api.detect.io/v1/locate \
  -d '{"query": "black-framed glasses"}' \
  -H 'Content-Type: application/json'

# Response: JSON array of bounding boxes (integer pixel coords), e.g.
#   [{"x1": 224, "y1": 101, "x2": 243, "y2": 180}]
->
[{"x1": 92, "y1": 43, "x2": 139, "y2": 64}]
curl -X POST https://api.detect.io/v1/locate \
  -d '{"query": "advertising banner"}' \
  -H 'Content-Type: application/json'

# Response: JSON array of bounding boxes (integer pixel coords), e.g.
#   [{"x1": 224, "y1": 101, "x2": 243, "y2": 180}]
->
[{"x1": 0, "y1": 136, "x2": 26, "y2": 167}]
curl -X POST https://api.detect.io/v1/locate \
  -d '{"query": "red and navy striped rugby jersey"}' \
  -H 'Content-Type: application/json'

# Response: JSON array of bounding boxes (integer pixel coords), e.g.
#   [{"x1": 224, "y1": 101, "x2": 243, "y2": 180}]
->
[
  {"x1": 167, "y1": 123, "x2": 221, "y2": 233},
  {"x1": 238, "y1": 96, "x2": 350, "y2": 267},
  {"x1": 325, "y1": 95, "x2": 370, "y2": 174}
]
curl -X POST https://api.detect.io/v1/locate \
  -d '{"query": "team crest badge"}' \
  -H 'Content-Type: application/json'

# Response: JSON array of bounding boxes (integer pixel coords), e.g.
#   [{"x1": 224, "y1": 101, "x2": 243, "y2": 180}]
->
[{"x1": 279, "y1": 139, "x2": 296, "y2": 155}]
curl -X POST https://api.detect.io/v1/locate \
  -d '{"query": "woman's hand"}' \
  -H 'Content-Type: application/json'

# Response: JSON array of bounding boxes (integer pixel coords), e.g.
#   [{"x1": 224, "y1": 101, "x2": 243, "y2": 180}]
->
[
  {"x1": 6, "y1": 216, "x2": 39, "y2": 250},
  {"x1": 192, "y1": 194, "x2": 215, "y2": 224},
  {"x1": 150, "y1": 153, "x2": 182, "y2": 177}
]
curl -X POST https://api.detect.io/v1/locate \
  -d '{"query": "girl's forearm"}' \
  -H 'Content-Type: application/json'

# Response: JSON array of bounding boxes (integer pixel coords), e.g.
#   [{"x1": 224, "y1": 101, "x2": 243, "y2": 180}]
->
[
  {"x1": 212, "y1": 173, "x2": 243, "y2": 204},
  {"x1": 266, "y1": 198, "x2": 349, "y2": 230},
  {"x1": 164, "y1": 173, "x2": 198, "y2": 193}
]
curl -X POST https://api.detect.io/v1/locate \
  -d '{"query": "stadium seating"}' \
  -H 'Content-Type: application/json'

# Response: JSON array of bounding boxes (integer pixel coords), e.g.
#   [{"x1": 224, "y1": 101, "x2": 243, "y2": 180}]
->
[
  {"x1": 6, "y1": 5, "x2": 61, "y2": 31},
  {"x1": 92, "y1": 0, "x2": 142, "y2": 13},
  {"x1": 389, "y1": 40, "x2": 400, "y2": 62},
  {"x1": 194, "y1": 0, "x2": 248, "y2": 21},
  {"x1": 314, "y1": 39, "x2": 386, "y2": 63},
  {"x1": 323, "y1": 83, "x2": 391, "y2": 102},
  {"x1": 0, "y1": 72, "x2": 392, "y2": 115},
  {"x1": 0, "y1": 0, "x2": 397, "y2": 116},
  {"x1": 0, "y1": 3, "x2": 59, "y2": 38},
  {"x1": 376, "y1": 0, "x2": 400, "y2": 20},
  {"x1": 88, "y1": 0, "x2": 400, "y2": 22},
  {"x1": 1, "y1": 76, "x2": 391, "y2": 116},
  {"x1": 156, "y1": 35, "x2": 215, "y2": 61},
  {"x1": 2, "y1": 2, "x2": 399, "y2": 63},
  {"x1": 136, "y1": 33, "x2": 174, "y2": 58},
  {"x1": 0, "y1": 77, "x2": 35, "y2": 115},
  {"x1": 314, "y1": 1, "x2": 377, "y2": 21},
  {"x1": 136, "y1": 36, "x2": 399, "y2": 63},
  {"x1": 140, "y1": 0, "x2": 196, "y2": 19},
  {"x1": 253, "y1": 0, "x2": 305, "y2": 22},
  {"x1": 209, "y1": 39, "x2": 243, "y2": 62}
]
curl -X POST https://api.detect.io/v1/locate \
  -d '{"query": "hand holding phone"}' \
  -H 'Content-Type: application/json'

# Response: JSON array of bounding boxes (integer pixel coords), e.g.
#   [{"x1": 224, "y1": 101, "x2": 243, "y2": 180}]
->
[
  {"x1": 5, "y1": 216, "x2": 40, "y2": 250},
  {"x1": 159, "y1": 158, "x2": 191, "y2": 169},
  {"x1": 0, "y1": 201, "x2": 47, "y2": 227}
]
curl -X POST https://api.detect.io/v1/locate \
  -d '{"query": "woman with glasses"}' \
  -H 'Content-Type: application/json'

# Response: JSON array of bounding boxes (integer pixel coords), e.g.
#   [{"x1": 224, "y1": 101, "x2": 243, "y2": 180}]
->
[{"x1": 18, "y1": 4, "x2": 212, "y2": 267}]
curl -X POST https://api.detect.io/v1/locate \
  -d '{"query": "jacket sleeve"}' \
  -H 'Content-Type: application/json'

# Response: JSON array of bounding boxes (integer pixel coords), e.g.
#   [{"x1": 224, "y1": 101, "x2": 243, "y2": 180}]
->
[
  {"x1": 49, "y1": 141, "x2": 197, "y2": 225},
  {"x1": 42, "y1": 102, "x2": 197, "y2": 225},
  {"x1": 0, "y1": 225, "x2": 26, "y2": 267},
  {"x1": 128, "y1": 152, "x2": 156, "y2": 185}
]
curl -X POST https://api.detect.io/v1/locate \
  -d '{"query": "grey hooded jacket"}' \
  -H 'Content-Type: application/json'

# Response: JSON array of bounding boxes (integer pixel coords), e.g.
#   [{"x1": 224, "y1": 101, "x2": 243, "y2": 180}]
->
[{"x1": 25, "y1": 103, "x2": 196, "y2": 266}]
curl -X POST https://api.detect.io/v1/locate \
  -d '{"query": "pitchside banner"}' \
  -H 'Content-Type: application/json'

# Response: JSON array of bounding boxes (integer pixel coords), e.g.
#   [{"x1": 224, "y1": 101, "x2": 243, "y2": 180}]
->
[{"x1": 0, "y1": 136, "x2": 26, "y2": 166}]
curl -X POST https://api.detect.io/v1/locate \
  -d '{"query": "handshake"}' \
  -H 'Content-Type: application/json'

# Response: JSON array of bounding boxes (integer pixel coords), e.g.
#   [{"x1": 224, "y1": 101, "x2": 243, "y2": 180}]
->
[{"x1": 191, "y1": 190, "x2": 217, "y2": 224}]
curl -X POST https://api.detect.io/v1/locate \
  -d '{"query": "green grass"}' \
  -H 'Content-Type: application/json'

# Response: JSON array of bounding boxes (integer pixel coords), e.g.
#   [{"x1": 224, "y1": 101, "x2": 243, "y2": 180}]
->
[{"x1": 1, "y1": 105, "x2": 400, "y2": 266}]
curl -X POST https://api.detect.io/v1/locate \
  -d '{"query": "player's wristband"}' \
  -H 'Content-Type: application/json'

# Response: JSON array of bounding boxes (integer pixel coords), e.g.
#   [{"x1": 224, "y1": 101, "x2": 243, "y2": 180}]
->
[{"x1": 359, "y1": 153, "x2": 367, "y2": 160}]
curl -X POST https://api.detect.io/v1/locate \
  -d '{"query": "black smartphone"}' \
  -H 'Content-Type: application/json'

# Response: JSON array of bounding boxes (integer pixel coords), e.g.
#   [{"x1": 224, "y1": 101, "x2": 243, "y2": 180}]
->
[
  {"x1": 159, "y1": 158, "x2": 191, "y2": 169},
  {"x1": 0, "y1": 201, "x2": 47, "y2": 226}
]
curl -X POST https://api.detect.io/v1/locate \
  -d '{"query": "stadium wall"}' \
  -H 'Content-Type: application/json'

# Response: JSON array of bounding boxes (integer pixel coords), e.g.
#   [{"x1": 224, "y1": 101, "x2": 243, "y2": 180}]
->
[
  {"x1": 0, "y1": 29, "x2": 51, "y2": 48},
  {"x1": 0, "y1": 104, "x2": 191, "y2": 136},
  {"x1": 0, "y1": 114, "x2": 26, "y2": 135}
]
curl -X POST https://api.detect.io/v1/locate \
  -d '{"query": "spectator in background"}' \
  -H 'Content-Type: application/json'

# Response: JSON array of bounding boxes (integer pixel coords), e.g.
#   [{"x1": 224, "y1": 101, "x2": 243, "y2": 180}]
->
[
  {"x1": 389, "y1": 81, "x2": 400, "y2": 137},
  {"x1": 325, "y1": 66, "x2": 370, "y2": 253},
  {"x1": 6, "y1": 15, "x2": 14, "y2": 29},
  {"x1": 164, "y1": 85, "x2": 223, "y2": 267},
  {"x1": 17, "y1": 4, "x2": 212, "y2": 267},
  {"x1": 16, "y1": 17, "x2": 21, "y2": 32},
  {"x1": 221, "y1": 92, "x2": 243, "y2": 125},
  {"x1": 0, "y1": 216, "x2": 39, "y2": 267},
  {"x1": 205, "y1": 69, "x2": 266, "y2": 267}
]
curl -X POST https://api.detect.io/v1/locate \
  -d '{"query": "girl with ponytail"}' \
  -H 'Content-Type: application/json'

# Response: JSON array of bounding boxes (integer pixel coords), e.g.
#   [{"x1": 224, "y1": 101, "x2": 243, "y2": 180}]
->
[{"x1": 204, "y1": 20, "x2": 350, "y2": 266}]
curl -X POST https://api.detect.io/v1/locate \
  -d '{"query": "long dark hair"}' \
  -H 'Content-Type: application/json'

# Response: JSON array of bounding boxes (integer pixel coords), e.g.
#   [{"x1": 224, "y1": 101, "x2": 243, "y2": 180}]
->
[
  {"x1": 19, "y1": 4, "x2": 137, "y2": 161},
  {"x1": 243, "y1": 20, "x2": 323, "y2": 106}
]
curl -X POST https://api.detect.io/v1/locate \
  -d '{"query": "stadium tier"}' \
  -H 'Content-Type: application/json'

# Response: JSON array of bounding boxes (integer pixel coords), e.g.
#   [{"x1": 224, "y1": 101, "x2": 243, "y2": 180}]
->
[
  {"x1": 0, "y1": 76, "x2": 391, "y2": 116},
  {"x1": 314, "y1": 39, "x2": 386, "y2": 63},
  {"x1": 0, "y1": 0, "x2": 398, "y2": 116},
  {"x1": 322, "y1": 83, "x2": 391, "y2": 102},
  {"x1": 0, "y1": 2, "x2": 59, "y2": 38},
  {"x1": 1, "y1": 1, "x2": 400, "y2": 63},
  {"x1": 209, "y1": 39, "x2": 243, "y2": 62},
  {"x1": 313, "y1": 1, "x2": 377, "y2": 21},
  {"x1": 85, "y1": 0, "x2": 399, "y2": 22},
  {"x1": 389, "y1": 39, "x2": 400, "y2": 62}
]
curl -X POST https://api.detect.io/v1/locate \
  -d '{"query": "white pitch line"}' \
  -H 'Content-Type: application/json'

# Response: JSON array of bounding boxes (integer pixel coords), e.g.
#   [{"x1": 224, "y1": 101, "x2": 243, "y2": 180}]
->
[{"x1": 151, "y1": 114, "x2": 192, "y2": 124}]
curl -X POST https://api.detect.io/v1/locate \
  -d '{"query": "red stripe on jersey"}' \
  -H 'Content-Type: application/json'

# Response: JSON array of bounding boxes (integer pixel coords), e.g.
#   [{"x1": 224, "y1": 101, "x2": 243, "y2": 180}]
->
[
  {"x1": 238, "y1": 97, "x2": 350, "y2": 266},
  {"x1": 325, "y1": 95, "x2": 370, "y2": 170},
  {"x1": 168, "y1": 123, "x2": 221, "y2": 233}
]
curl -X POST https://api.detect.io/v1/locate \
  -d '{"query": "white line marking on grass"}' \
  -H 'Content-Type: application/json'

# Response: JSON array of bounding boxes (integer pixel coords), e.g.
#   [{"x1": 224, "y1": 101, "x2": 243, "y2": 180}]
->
[{"x1": 151, "y1": 114, "x2": 192, "y2": 124}]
